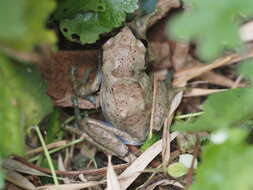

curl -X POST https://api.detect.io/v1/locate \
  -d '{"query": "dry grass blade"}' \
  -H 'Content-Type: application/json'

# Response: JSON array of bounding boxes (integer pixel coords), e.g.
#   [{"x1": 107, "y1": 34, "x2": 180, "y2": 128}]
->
[
  {"x1": 26, "y1": 140, "x2": 67, "y2": 157},
  {"x1": 107, "y1": 155, "x2": 121, "y2": 190},
  {"x1": 146, "y1": 179, "x2": 184, "y2": 190},
  {"x1": 199, "y1": 71, "x2": 238, "y2": 87},
  {"x1": 58, "y1": 155, "x2": 71, "y2": 184},
  {"x1": 232, "y1": 75, "x2": 243, "y2": 88},
  {"x1": 3, "y1": 158, "x2": 50, "y2": 177},
  {"x1": 149, "y1": 75, "x2": 158, "y2": 138},
  {"x1": 0, "y1": 45, "x2": 41, "y2": 63},
  {"x1": 184, "y1": 88, "x2": 227, "y2": 97},
  {"x1": 14, "y1": 155, "x2": 129, "y2": 177},
  {"x1": 36, "y1": 181, "x2": 105, "y2": 190},
  {"x1": 148, "y1": 0, "x2": 181, "y2": 28},
  {"x1": 162, "y1": 92, "x2": 183, "y2": 169},
  {"x1": 173, "y1": 50, "x2": 253, "y2": 87},
  {"x1": 162, "y1": 117, "x2": 171, "y2": 170},
  {"x1": 118, "y1": 132, "x2": 178, "y2": 190},
  {"x1": 5, "y1": 170, "x2": 36, "y2": 190}
]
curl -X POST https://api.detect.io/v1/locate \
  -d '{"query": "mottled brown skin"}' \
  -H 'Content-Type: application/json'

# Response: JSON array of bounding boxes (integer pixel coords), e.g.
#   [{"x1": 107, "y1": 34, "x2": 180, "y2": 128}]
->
[
  {"x1": 100, "y1": 27, "x2": 153, "y2": 144},
  {"x1": 71, "y1": 27, "x2": 169, "y2": 157}
]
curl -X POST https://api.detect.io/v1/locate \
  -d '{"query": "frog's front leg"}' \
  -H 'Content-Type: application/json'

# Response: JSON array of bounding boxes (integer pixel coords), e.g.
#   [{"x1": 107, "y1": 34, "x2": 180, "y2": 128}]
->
[{"x1": 69, "y1": 65, "x2": 102, "y2": 98}]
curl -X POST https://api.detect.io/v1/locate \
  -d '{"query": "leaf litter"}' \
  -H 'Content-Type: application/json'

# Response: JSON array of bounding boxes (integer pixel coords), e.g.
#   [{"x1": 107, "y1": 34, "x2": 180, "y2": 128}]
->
[{"x1": 6, "y1": 0, "x2": 253, "y2": 189}]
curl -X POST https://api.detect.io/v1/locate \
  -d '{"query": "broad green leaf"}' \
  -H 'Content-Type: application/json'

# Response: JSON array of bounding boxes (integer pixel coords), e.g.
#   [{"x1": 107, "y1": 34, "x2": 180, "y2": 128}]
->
[
  {"x1": 54, "y1": 0, "x2": 138, "y2": 44},
  {"x1": 169, "y1": 0, "x2": 253, "y2": 60},
  {"x1": 167, "y1": 162, "x2": 188, "y2": 178},
  {"x1": 0, "y1": 0, "x2": 56, "y2": 51},
  {"x1": 0, "y1": 55, "x2": 53, "y2": 156},
  {"x1": 0, "y1": 56, "x2": 24, "y2": 156},
  {"x1": 54, "y1": 0, "x2": 106, "y2": 20},
  {"x1": 190, "y1": 129, "x2": 253, "y2": 190},
  {"x1": 0, "y1": 75, "x2": 24, "y2": 157},
  {"x1": 173, "y1": 87, "x2": 253, "y2": 131},
  {"x1": 238, "y1": 59, "x2": 253, "y2": 81}
]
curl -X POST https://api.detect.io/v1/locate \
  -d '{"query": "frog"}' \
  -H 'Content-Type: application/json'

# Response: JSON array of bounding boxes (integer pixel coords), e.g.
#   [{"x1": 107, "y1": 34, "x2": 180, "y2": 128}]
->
[{"x1": 68, "y1": 26, "x2": 169, "y2": 159}]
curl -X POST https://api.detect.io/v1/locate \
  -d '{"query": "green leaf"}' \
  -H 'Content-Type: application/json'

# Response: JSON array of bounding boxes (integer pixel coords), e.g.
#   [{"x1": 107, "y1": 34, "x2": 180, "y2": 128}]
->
[
  {"x1": 0, "y1": 76, "x2": 24, "y2": 157},
  {"x1": 120, "y1": 0, "x2": 139, "y2": 13},
  {"x1": 46, "y1": 108, "x2": 64, "y2": 144},
  {"x1": 169, "y1": 0, "x2": 253, "y2": 60},
  {"x1": 0, "y1": 55, "x2": 53, "y2": 156},
  {"x1": 238, "y1": 59, "x2": 253, "y2": 81},
  {"x1": 167, "y1": 162, "x2": 188, "y2": 178},
  {"x1": 140, "y1": 133, "x2": 160, "y2": 152},
  {"x1": 0, "y1": 56, "x2": 24, "y2": 156},
  {"x1": 0, "y1": 0, "x2": 56, "y2": 51},
  {"x1": 54, "y1": 0, "x2": 138, "y2": 44},
  {"x1": 0, "y1": 159, "x2": 4, "y2": 189},
  {"x1": 173, "y1": 87, "x2": 253, "y2": 131},
  {"x1": 190, "y1": 129, "x2": 253, "y2": 190},
  {"x1": 54, "y1": 0, "x2": 106, "y2": 20}
]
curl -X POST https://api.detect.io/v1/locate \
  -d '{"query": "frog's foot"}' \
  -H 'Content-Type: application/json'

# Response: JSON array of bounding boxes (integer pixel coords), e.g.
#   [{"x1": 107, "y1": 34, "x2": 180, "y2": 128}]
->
[
  {"x1": 76, "y1": 118, "x2": 145, "y2": 158},
  {"x1": 81, "y1": 118, "x2": 130, "y2": 157},
  {"x1": 63, "y1": 124, "x2": 135, "y2": 162},
  {"x1": 69, "y1": 66, "x2": 102, "y2": 97}
]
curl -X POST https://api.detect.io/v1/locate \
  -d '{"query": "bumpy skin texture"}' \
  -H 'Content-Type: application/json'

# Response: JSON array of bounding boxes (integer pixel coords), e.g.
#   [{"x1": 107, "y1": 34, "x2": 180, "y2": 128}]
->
[
  {"x1": 100, "y1": 27, "x2": 153, "y2": 143},
  {"x1": 69, "y1": 27, "x2": 169, "y2": 157}
]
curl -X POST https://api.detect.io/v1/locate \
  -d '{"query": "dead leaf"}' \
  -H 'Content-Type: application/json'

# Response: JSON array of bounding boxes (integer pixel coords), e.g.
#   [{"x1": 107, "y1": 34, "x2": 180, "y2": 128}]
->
[
  {"x1": 173, "y1": 50, "x2": 253, "y2": 87},
  {"x1": 27, "y1": 140, "x2": 67, "y2": 157},
  {"x1": 162, "y1": 92, "x2": 183, "y2": 169},
  {"x1": 40, "y1": 50, "x2": 100, "y2": 109},
  {"x1": 5, "y1": 170, "x2": 36, "y2": 190},
  {"x1": 58, "y1": 155, "x2": 70, "y2": 184},
  {"x1": 106, "y1": 155, "x2": 121, "y2": 190},
  {"x1": 118, "y1": 132, "x2": 178, "y2": 190},
  {"x1": 3, "y1": 158, "x2": 49, "y2": 177},
  {"x1": 146, "y1": 179, "x2": 184, "y2": 190},
  {"x1": 199, "y1": 71, "x2": 237, "y2": 87},
  {"x1": 184, "y1": 88, "x2": 226, "y2": 97},
  {"x1": 36, "y1": 181, "x2": 104, "y2": 190}
]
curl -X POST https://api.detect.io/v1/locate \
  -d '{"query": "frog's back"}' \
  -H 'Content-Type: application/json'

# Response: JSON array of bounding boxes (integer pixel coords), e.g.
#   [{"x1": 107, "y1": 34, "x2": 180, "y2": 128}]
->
[{"x1": 101, "y1": 27, "x2": 152, "y2": 142}]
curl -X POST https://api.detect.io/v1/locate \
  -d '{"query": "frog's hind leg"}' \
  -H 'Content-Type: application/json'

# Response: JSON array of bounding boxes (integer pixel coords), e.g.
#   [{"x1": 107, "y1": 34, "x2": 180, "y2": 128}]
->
[{"x1": 65, "y1": 117, "x2": 131, "y2": 158}]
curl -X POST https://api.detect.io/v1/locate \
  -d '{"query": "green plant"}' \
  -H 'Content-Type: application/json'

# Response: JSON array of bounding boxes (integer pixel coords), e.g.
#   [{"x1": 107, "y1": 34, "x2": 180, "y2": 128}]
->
[
  {"x1": 1, "y1": 0, "x2": 253, "y2": 189},
  {"x1": 170, "y1": 0, "x2": 253, "y2": 189},
  {"x1": 54, "y1": 0, "x2": 138, "y2": 44}
]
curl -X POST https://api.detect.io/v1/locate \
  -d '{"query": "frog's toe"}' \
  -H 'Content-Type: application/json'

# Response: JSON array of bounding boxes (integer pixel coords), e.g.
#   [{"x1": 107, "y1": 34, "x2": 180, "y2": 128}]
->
[{"x1": 117, "y1": 135, "x2": 144, "y2": 146}]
